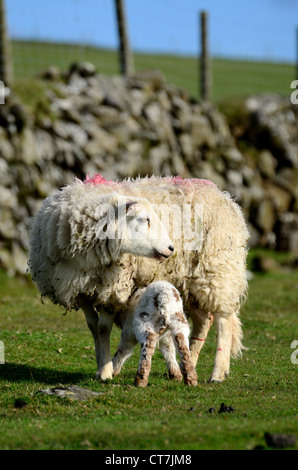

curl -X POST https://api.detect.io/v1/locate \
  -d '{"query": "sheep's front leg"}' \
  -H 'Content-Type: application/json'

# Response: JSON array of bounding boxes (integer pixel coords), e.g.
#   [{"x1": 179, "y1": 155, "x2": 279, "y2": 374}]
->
[
  {"x1": 134, "y1": 331, "x2": 157, "y2": 387},
  {"x1": 97, "y1": 310, "x2": 116, "y2": 380},
  {"x1": 209, "y1": 315, "x2": 232, "y2": 383},
  {"x1": 81, "y1": 299, "x2": 101, "y2": 377},
  {"x1": 172, "y1": 318, "x2": 197, "y2": 387}
]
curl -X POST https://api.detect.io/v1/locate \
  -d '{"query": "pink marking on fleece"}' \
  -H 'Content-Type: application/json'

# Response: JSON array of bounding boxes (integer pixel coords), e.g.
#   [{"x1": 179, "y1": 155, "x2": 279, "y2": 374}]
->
[
  {"x1": 170, "y1": 176, "x2": 215, "y2": 187},
  {"x1": 83, "y1": 174, "x2": 116, "y2": 186},
  {"x1": 82, "y1": 173, "x2": 215, "y2": 187}
]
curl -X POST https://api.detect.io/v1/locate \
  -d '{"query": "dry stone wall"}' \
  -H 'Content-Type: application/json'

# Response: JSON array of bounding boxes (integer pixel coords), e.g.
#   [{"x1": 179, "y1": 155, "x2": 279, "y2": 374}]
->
[{"x1": 0, "y1": 62, "x2": 297, "y2": 275}]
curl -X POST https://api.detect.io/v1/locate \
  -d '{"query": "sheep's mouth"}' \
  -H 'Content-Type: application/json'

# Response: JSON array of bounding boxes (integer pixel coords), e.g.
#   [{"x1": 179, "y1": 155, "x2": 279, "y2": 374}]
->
[{"x1": 152, "y1": 249, "x2": 171, "y2": 261}]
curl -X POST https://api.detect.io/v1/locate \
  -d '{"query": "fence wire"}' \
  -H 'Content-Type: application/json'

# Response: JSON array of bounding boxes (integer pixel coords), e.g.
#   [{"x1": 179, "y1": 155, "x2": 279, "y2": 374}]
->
[{"x1": 4, "y1": 0, "x2": 296, "y2": 100}]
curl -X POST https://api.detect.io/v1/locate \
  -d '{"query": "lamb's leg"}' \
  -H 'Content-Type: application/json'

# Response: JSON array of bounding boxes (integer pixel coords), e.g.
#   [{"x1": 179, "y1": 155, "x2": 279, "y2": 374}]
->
[
  {"x1": 97, "y1": 310, "x2": 115, "y2": 380},
  {"x1": 209, "y1": 315, "x2": 232, "y2": 383},
  {"x1": 189, "y1": 310, "x2": 214, "y2": 366},
  {"x1": 112, "y1": 328, "x2": 137, "y2": 377},
  {"x1": 158, "y1": 332, "x2": 182, "y2": 382},
  {"x1": 134, "y1": 331, "x2": 157, "y2": 387},
  {"x1": 171, "y1": 315, "x2": 197, "y2": 386},
  {"x1": 81, "y1": 299, "x2": 101, "y2": 377}
]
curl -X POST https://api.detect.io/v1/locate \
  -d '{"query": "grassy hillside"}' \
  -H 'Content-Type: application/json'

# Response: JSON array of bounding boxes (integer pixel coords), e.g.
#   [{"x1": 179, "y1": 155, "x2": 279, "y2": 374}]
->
[
  {"x1": 0, "y1": 249, "x2": 297, "y2": 450},
  {"x1": 11, "y1": 40, "x2": 295, "y2": 100}
]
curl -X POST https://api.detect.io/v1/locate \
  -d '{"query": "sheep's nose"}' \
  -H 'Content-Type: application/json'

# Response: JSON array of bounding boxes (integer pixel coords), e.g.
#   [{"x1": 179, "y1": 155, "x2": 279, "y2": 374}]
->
[{"x1": 168, "y1": 245, "x2": 174, "y2": 253}]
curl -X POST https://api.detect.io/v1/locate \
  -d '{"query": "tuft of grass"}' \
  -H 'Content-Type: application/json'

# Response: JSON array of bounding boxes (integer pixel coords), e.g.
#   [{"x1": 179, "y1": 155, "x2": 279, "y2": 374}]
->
[{"x1": 0, "y1": 254, "x2": 297, "y2": 450}]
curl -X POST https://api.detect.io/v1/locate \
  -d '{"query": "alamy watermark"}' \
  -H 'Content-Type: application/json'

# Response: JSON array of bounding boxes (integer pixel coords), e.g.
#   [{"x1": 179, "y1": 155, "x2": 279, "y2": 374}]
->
[
  {"x1": 0, "y1": 340, "x2": 4, "y2": 364},
  {"x1": 290, "y1": 80, "x2": 298, "y2": 104},
  {"x1": 0, "y1": 81, "x2": 5, "y2": 104},
  {"x1": 93, "y1": 201, "x2": 205, "y2": 251},
  {"x1": 290, "y1": 340, "x2": 298, "y2": 364}
]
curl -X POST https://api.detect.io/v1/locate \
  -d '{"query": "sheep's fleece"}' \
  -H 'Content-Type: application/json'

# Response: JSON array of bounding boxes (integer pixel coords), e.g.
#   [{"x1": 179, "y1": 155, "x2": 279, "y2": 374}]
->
[{"x1": 29, "y1": 174, "x2": 249, "y2": 383}]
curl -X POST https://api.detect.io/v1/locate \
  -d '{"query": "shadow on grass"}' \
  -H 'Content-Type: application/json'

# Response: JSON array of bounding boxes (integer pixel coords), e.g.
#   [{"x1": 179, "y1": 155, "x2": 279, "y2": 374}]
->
[{"x1": 0, "y1": 362, "x2": 93, "y2": 386}]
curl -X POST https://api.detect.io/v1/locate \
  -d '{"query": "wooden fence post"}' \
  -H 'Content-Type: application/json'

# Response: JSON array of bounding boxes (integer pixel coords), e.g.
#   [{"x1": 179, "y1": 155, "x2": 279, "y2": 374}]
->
[
  {"x1": 0, "y1": 0, "x2": 13, "y2": 85},
  {"x1": 115, "y1": 0, "x2": 134, "y2": 77},
  {"x1": 200, "y1": 10, "x2": 211, "y2": 100},
  {"x1": 296, "y1": 26, "x2": 298, "y2": 80}
]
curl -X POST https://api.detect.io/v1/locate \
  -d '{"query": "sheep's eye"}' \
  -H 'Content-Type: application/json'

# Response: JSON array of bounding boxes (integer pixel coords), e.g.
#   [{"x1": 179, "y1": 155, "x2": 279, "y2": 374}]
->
[
  {"x1": 140, "y1": 311, "x2": 149, "y2": 319},
  {"x1": 141, "y1": 217, "x2": 150, "y2": 227}
]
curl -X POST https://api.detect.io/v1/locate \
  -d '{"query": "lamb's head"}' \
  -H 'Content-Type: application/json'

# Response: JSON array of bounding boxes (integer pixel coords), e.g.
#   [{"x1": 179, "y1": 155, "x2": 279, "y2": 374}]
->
[{"x1": 118, "y1": 197, "x2": 174, "y2": 261}]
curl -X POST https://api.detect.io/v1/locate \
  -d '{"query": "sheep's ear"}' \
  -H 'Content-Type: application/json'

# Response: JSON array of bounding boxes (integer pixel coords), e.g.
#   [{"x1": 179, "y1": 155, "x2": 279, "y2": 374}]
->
[{"x1": 125, "y1": 200, "x2": 138, "y2": 213}]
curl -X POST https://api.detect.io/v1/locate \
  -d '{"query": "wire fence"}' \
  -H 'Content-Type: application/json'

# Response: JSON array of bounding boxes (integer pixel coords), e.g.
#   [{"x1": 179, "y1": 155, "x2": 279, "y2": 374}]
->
[{"x1": 4, "y1": 0, "x2": 297, "y2": 101}]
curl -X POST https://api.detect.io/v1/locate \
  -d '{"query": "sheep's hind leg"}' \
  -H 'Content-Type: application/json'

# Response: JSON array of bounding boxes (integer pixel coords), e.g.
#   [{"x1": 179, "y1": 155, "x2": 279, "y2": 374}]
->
[
  {"x1": 189, "y1": 310, "x2": 214, "y2": 367},
  {"x1": 158, "y1": 332, "x2": 182, "y2": 382},
  {"x1": 209, "y1": 315, "x2": 232, "y2": 383},
  {"x1": 97, "y1": 310, "x2": 116, "y2": 380},
  {"x1": 80, "y1": 299, "x2": 101, "y2": 378}
]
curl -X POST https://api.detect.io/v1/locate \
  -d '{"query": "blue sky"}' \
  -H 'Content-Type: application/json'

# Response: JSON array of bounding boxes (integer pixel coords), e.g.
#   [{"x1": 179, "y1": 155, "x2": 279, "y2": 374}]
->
[{"x1": 6, "y1": 0, "x2": 298, "y2": 62}]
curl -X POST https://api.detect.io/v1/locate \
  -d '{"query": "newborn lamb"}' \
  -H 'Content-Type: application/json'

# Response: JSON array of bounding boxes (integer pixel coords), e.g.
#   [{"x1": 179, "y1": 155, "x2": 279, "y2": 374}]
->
[{"x1": 112, "y1": 281, "x2": 198, "y2": 387}]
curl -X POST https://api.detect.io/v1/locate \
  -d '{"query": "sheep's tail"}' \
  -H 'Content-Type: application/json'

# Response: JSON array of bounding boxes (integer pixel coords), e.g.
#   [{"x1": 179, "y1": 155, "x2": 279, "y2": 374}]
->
[{"x1": 230, "y1": 314, "x2": 246, "y2": 359}]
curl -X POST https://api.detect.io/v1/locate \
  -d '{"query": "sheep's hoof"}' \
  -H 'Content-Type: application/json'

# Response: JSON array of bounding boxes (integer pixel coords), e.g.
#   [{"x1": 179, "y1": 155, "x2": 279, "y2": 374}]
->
[
  {"x1": 208, "y1": 379, "x2": 222, "y2": 384},
  {"x1": 208, "y1": 370, "x2": 228, "y2": 383},
  {"x1": 97, "y1": 362, "x2": 114, "y2": 380}
]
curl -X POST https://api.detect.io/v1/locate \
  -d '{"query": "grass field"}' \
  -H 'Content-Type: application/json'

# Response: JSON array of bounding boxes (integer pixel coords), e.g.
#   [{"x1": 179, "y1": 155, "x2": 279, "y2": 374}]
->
[
  {"x1": 0, "y1": 250, "x2": 297, "y2": 450},
  {"x1": 11, "y1": 40, "x2": 295, "y2": 100}
]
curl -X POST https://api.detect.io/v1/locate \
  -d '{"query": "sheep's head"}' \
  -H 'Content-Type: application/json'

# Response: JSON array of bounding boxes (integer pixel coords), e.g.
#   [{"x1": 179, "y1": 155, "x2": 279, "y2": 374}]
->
[
  {"x1": 93, "y1": 193, "x2": 173, "y2": 263},
  {"x1": 118, "y1": 197, "x2": 174, "y2": 261}
]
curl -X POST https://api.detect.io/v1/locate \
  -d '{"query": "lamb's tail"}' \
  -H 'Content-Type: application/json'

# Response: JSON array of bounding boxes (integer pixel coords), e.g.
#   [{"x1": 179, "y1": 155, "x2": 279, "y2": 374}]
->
[{"x1": 231, "y1": 314, "x2": 247, "y2": 358}]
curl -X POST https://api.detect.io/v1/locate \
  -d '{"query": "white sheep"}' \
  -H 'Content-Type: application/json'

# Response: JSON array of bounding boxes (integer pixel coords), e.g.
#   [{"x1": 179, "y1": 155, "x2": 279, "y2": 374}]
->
[
  {"x1": 112, "y1": 281, "x2": 197, "y2": 387},
  {"x1": 29, "y1": 174, "x2": 249, "y2": 383}
]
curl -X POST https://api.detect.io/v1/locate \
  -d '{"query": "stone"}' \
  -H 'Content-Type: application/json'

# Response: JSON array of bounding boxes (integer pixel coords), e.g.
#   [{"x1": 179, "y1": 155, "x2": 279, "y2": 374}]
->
[
  {"x1": 37, "y1": 385, "x2": 102, "y2": 401},
  {"x1": 41, "y1": 66, "x2": 61, "y2": 81},
  {"x1": 257, "y1": 150, "x2": 277, "y2": 178},
  {"x1": 68, "y1": 62, "x2": 97, "y2": 78},
  {"x1": 221, "y1": 147, "x2": 244, "y2": 167},
  {"x1": 0, "y1": 131, "x2": 14, "y2": 161},
  {"x1": 264, "y1": 182, "x2": 292, "y2": 213},
  {"x1": 0, "y1": 186, "x2": 18, "y2": 209},
  {"x1": 265, "y1": 433, "x2": 296, "y2": 449},
  {"x1": 11, "y1": 243, "x2": 28, "y2": 275},
  {"x1": 19, "y1": 128, "x2": 37, "y2": 165},
  {"x1": 191, "y1": 115, "x2": 215, "y2": 148},
  {"x1": 226, "y1": 169, "x2": 243, "y2": 187},
  {"x1": 255, "y1": 198, "x2": 275, "y2": 232},
  {"x1": 275, "y1": 212, "x2": 298, "y2": 253}
]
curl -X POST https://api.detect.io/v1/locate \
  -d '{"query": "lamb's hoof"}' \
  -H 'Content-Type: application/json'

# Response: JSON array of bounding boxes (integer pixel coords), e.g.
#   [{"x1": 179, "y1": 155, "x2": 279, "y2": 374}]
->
[
  {"x1": 168, "y1": 369, "x2": 183, "y2": 382},
  {"x1": 112, "y1": 366, "x2": 121, "y2": 377},
  {"x1": 134, "y1": 376, "x2": 148, "y2": 387},
  {"x1": 184, "y1": 377, "x2": 198, "y2": 387}
]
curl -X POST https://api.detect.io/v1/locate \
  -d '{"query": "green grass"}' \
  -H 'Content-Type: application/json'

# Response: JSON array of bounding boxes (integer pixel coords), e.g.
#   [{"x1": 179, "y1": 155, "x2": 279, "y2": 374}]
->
[
  {"x1": 0, "y1": 250, "x2": 297, "y2": 450},
  {"x1": 10, "y1": 40, "x2": 295, "y2": 100}
]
